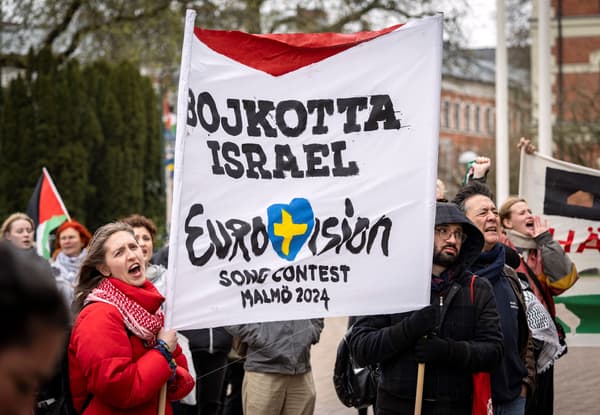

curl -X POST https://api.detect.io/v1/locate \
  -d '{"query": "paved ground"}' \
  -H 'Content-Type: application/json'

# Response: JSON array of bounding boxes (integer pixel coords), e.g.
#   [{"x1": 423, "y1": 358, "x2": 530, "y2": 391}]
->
[{"x1": 310, "y1": 317, "x2": 600, "y2": 415}]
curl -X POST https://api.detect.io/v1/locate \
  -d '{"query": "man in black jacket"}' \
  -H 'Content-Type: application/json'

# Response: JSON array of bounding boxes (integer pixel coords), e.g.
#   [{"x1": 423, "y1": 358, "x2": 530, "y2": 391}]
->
[
  {"x1": 348, "y1": 202, "x2": 503, "y2": 415},
  {"x1": 453, "y1": 182, "x2": 535, "y2": 415}
]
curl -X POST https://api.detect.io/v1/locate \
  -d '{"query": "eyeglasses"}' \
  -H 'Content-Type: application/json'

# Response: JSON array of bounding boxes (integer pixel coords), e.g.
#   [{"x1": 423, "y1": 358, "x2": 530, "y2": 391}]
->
[{"x1": 435, "y1": 227, "x2": 467, "y2": 243}]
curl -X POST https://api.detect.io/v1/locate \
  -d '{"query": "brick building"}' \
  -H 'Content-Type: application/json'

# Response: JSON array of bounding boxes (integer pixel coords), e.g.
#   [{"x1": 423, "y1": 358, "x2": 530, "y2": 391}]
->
[
  {"x1": 438, "y1": 49, "x2": 531, "y2": 197},
  {"x1": 531, "y1": 0, "x2": 600, "y2": 168}
]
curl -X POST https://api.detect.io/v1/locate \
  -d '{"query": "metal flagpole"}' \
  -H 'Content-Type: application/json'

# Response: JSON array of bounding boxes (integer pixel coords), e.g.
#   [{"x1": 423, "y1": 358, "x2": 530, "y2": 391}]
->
[
  {"x1": 537, "y1": 0, "x2": 553, "y2": 156},
  {"x1": 495, "y1": 0, "x2": 509, "y2": 203}
]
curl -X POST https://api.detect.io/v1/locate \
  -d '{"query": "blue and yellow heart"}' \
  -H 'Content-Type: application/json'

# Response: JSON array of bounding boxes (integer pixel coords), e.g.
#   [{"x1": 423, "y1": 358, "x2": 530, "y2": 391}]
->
[{"x1": 267, "y1": 198, "x2": 315, "y2": 261}]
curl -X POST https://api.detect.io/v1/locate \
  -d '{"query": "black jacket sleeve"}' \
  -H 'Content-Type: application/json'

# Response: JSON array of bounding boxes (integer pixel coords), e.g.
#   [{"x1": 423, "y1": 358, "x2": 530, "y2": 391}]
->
[{"x1": 348, "y1": 312, "x2": 419, "y2": 368}]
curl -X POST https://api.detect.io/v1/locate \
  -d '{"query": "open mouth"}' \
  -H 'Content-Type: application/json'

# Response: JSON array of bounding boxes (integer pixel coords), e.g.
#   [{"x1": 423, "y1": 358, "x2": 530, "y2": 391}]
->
[
  {"x1": 484, "y1": 225, "x2": 497, "y2": 233},
  {"x1": 128, "y1": 264, "x2": 142, "y2": 275},
  {"x1": 525, "y1": 220, "x2": 534, "y2": 230}
]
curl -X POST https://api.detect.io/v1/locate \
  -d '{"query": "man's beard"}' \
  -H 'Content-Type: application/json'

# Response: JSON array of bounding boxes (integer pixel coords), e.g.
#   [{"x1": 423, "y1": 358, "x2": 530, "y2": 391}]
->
[{"x1": 433, "y1": 247, "x2": 458, "y2": 267}]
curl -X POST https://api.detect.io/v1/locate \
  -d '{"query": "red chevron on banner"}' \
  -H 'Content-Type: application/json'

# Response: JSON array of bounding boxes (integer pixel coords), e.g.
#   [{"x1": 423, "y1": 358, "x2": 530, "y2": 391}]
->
[{"x1": 195, "y1": 24, "x2": 402, "y2": 76}]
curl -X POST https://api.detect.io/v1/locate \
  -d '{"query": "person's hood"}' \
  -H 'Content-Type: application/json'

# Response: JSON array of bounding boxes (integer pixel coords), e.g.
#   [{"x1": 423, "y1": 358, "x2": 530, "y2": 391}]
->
[{"x1": 435, "y1": 202, "x2": 484, "y2": 278}]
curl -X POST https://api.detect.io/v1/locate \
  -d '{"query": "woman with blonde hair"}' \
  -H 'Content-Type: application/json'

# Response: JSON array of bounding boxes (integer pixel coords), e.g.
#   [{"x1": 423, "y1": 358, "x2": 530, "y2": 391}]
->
[
  {"x1": 68, "y1": 222, "x2": 194, "y2": 414},
  {"x1": 1, "y1": 212, "x2": 53, "y2": 273},
  {"x1": 1, "y1": 212, "x2": 35, "y2": 251},
  {"x1": 499, "y1": 196, "x2": 578, "y2": 415}
]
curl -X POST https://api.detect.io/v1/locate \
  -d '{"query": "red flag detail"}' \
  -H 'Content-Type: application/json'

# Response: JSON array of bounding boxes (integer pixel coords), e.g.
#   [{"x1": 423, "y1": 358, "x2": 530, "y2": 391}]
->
[
  {"x1": 38, "y1": 170, "x2": 68, "y2": 224},
  {"x1": 195, "y1": 24, "x2": 403, "y2": 76}
]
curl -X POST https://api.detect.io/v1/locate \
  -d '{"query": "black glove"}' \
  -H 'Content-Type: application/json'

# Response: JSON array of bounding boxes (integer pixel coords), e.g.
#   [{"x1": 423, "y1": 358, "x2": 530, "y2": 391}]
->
[
  {"x1": 389, "y1": 306, "x2": 436, "y2": 349},
  {"x1": 415, "y1": 336, "x2": 470, "y2": 366},
  {"x1": 405, "y1": 305, "x2": 436, "y2": 340},
  {"x1": 415, "y1": 336, "x2": 450, "y2": 363}
]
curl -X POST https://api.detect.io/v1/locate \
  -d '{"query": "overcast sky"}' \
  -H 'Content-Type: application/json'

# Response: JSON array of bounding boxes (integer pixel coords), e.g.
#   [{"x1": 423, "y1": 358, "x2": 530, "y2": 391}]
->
[{"x1": 462, "y1": 0, "x2": 496, "y2": 48}]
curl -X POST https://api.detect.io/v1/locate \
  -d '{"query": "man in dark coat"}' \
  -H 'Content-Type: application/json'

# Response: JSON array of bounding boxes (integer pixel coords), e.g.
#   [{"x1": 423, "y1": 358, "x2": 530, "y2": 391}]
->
[
  {"x1": 348, "y1": 202, "x2": 504, "y2": 415},
  {"x1": 453, "y1": 181, "x2": 535, "y2": 415}
]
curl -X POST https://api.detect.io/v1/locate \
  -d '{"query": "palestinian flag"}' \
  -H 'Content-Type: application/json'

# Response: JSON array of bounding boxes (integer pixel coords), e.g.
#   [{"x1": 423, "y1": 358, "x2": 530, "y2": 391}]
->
[{"x1": 26, "y1": 167, "x2": 70, "y2": 259}]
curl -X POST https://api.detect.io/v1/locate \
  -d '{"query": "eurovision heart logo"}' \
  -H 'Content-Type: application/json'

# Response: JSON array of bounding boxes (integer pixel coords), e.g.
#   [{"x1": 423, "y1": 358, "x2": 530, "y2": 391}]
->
[{"x1": 267, "y1": 198, "x2": 315, "y2": 261}]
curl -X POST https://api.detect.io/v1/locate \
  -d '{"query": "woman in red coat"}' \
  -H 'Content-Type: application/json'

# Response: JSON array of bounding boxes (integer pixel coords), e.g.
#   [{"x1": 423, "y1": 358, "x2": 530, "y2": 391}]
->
[{"x1": 68, "y1": 222, "x2": 194, "y2": 414}]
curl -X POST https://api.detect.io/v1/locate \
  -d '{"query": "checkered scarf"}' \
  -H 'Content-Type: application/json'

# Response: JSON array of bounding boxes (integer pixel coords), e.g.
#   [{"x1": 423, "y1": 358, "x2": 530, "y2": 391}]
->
[
  {"x1": 520, "y1": 280, "x2": 565, "y2": 373},
  {"x1": 85, "y1": 278, "x2": 164, "y2": 345}
]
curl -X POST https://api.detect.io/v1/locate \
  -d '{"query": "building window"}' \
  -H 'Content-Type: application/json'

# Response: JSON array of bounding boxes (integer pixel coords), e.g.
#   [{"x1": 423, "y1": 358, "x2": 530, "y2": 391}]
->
[
  {"x1": 486, "y1": 107, "x2": 494, "y2": 134},
  {"x1": 454, "y1": 102, "x2": 460, "y2": 130},
  {"x1": 443, "y1": 101, "x2": 450, "y2": 128},
  {"x1": 510, "y1": 111, "x2": 515, "y2": 134},
  {"x1": 475, "y1": 106, "x2": 480, "y2": 133},
  {"x1": 464, "y1": 104, "x2": 471, "y2": 132}
]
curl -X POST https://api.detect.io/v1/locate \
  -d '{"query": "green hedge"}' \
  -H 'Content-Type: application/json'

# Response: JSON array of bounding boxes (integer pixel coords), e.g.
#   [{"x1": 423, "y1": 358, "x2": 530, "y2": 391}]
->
[{"x1": 0, "y1": 50, "x2": 165, "y2": 233}]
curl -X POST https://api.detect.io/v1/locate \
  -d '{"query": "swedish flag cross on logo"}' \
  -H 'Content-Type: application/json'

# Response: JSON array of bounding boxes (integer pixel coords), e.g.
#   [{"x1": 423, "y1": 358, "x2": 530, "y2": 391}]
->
[{"x1": 267, "y1": 198, "x2": 315, "y2": 261}]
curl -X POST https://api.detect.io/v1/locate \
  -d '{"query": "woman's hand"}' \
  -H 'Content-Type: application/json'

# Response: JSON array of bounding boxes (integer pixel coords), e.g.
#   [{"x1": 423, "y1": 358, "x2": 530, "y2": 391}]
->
[
  {"x1": 532, "y1": 215, "x2": 548, "y2": 238},
  {"x1": 518, "y1": 137, "x2": 536, "y2": 154},
  {"x1": 158, "y1": 328, "x2": 177, "y2": 352}
]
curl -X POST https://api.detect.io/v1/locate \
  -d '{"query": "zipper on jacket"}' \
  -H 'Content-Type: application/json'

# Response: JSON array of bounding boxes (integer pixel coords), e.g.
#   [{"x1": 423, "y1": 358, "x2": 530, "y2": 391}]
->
[
  {"x1": 438, "y1": 295, "x2": 444, "y2": 330},
  {"x1": 438, "y1": 284, "x2": 460, "y2": 329},
  {"x1": 209, "y1": 328, "x2": 214, "y2": 354}
]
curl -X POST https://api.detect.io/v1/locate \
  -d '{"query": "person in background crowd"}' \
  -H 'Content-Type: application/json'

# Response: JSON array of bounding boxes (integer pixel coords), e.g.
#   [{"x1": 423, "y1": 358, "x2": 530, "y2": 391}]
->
[
  {"x1": 453, "y1": 182, "x2": 534, "y2": 415},
  {"x1": 462, "y1": 137, "x2": 577, "y2": 414},
  {"x1": 50, "y1": 220, "x2": 92, "y2": 307},
  {"x1": 1, "y1": 212, "x2": 53, "y2": 273},
  {"x1": 462, "y1": 156, "x2": 492, "y2": 186},
  {"x1": 177, "y1": 325, "x2": 232, "y2": 415},
  {"x1": 220, "y1": 346, "x2": 245, "y2": 415},
  {"x1": 120, "y1": 214, "x2": 166, "y2": 296},
  {"x1": 69, "y1": 222, "x2": 194, "y2": 414},
  {"x1": 152, "y1": 244, "x2": 170, "y2": 269},
  {"x1": 499, "y1": 195, "x2": 578, "y2": 309},
  {"x1": 347, "y1": 315, "x2": 374, "y2": 415},
  {"x1": 226, "y1": 319, "x2": 324, "y2": 415},
  {"x1": 348, "y1": 202, "x2": 503, "y2": 415},
  {"x1": 0, "y1": 240, "x2": 69, "y2": 415},
  {"x1": 1, "y1": 212, "x2": 35, "y2": 251},
  {"x1": 436, "y1": 179, "x2": 447, "y2": 202},
  {"x1": 499, "y1": 191, "x2": 578, "y2": 415}
]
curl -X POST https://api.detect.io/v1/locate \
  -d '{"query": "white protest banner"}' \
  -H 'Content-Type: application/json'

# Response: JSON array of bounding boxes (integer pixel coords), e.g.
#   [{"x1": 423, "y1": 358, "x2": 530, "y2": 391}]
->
[
  {"x1": 166, "y1": 10, "x2": 442, "y2": 330},
  {"x1": 519, "y1": 151, "x2": 600, "y2": 345},
  {"x1": 519, "y1": 151, "x2": 600, "y2": 272}
]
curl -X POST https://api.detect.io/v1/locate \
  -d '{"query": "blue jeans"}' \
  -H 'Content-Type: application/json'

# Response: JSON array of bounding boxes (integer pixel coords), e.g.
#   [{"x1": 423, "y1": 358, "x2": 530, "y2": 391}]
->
[{"x1": 494, "y1": 396, "x2": 526, "y2": 415}]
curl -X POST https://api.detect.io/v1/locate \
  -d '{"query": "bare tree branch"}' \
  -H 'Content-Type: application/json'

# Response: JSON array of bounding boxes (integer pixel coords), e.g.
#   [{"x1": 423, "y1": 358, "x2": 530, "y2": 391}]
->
[
  {"x1": 0, "y1": 53, "x2": 28, "y2": 70},
  {"x1": 57, "y1": 1, "x2": 173, "y2": 60},
  {"x1": 267, "y1": 0, "x2": 416, "y2": 34},
  {"x1": 42, "y1": 0, "x2": 83, "y2": 47}
]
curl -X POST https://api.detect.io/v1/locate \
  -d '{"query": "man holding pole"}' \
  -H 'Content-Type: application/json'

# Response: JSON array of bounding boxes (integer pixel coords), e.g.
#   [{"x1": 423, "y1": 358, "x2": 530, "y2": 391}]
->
[{"x1": 348, "y1": 202, "x2": 503, "y2": 414}]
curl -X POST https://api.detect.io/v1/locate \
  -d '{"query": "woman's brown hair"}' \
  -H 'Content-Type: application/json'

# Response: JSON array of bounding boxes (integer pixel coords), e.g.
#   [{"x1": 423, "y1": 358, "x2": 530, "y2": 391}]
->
[
  {"x1": 120, "y1": 214, "x2": 157, "y2": 245},
  {"x1": 73, "y1": 222, "x2": 134, "y2": 313}
]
